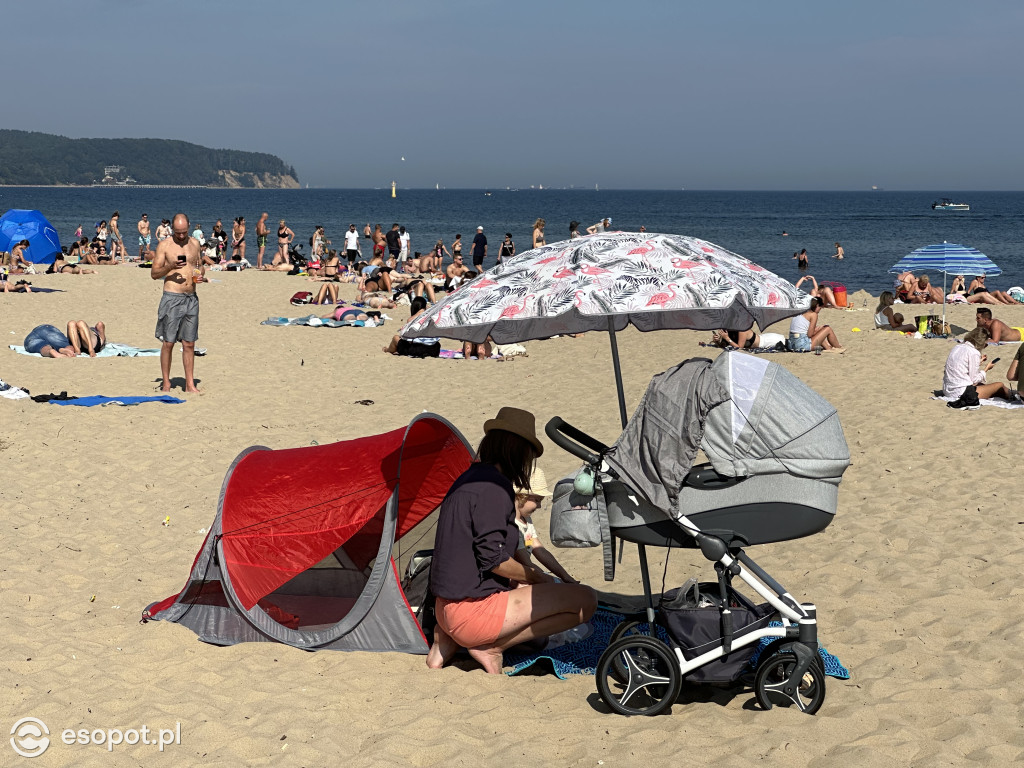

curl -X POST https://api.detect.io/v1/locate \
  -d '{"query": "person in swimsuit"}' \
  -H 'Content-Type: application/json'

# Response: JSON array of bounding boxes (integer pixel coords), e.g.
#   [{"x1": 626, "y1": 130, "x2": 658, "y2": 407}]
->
[
  {"x1": 138, "y1": 213, "x2": 152, "y2": 259},
  {"x1": 372, "y1": 224, "x2": 386, "y2": 257},
  {"x1": 793, "y1": 248, "x2": 808, "y2": 270},
  {"x1": 66, "y1": 320, "x2": 107, "y2": 356},
  {"x1": 569, "y1": 220, "x2": 582, "y2": 239},
  {"x1": 452, "y1": 233, "x2": 463, "y2": 262},
  {"x1": 156, "y1": 219, "x2": 172, "y2": 242},
  {"x1": 794, "y1": 275, "x2": 839, "y2": 308},
  {"x1": 8, "y1": 240, "x2": 33, "y2": 272},
  {"x1": 232, "y1": 217, "x2": 247, "y2": 263},
  {"x1": 109, "y1": 212, "x2": 126, "y2": 263},
  {"x1": 151, "y1": 213, "x2": 202, "y2": 393},
  {"x1": 426, "y1": 407, "x2": 597, "y2": 673},
  {"x1": 275, "y1": 220, "x2": 293, "y2": 266},
  {"x1": 909, "y1": 274, "x2": 941, "y2": 304},
  {"x1": 47, "y1": 253, "x2": 96, "y2": 275},
  {"x1": 311, "y1": 251, "x2": 341, "y2": 304},
  {"x1": 431, "y1": 239, "x2": 450, "y2": 273},
  {"x1": 499, "y1": 233, "x2": 515, "y2": 264},
  {"x1": 833, "y1": 242, "x2": 844, "y2": 260},
  {"x1": 363, "y1": 222, "x2": 372, "y2": 239},
  {"x1": 976, "y1": 308, "x2": 1024, "y2": 343},
  {"x1": 532, "y1": 219, "x2": 546, "y2": 249},
  {"x1": 255, "y1": 212, "x2": 270, "y2": 268},
  {"x1": 967, "y1": 275, "x2": 1020, "y2": 304}
]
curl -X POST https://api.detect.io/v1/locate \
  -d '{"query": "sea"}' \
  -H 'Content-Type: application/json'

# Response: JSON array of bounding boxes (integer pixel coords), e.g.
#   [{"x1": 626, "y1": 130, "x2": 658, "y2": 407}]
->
[{"x1": 3, "y1": 187, "x2": 1023, "y2": 295}]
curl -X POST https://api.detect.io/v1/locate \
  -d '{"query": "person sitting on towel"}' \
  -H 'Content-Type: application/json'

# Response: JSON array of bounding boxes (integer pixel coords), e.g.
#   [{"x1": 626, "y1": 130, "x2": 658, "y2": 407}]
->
[
  {"x1": 427, "y1": 407, "x2": 597, "y2": 674},
  {"x1": 874, "y1": 292, "x2": 916, "y2": 331},
  {"x1": 943, "y1": 326, "x2": 1011, "y2": 401}
]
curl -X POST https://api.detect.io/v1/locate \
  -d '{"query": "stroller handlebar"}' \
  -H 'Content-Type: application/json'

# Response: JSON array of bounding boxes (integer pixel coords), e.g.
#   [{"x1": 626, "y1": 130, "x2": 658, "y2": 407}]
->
[{"x1": 545, "y1": 417, "x2": 609, "y2": 465}]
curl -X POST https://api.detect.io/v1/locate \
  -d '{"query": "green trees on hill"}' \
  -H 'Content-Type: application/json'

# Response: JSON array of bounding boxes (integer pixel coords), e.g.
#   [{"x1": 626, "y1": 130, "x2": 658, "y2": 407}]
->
[{"x1": 0, "y1": 130, "x2": 299, "y2": 187}]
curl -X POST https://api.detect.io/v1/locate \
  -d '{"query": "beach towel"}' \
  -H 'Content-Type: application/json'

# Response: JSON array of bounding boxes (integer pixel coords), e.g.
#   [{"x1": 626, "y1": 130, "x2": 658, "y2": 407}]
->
[
  {"x1": 504, "y1": 609, "x2": 849, "y2": 680},
  {"x1": 48, "y1": 395, "x2": 185, "y2": 407},
  {"x1": 438, "y1": 349, "x2": 501, "y2": 359},
  {"x1": 9, "y1": 343, "x2": 163, "y2": 358},
  {"x1": 932, "y1": 394, "x2": 1024, "y2": 409},
  {"x1": 260, "y1": 315, "x2": 382, "y2": 328}
]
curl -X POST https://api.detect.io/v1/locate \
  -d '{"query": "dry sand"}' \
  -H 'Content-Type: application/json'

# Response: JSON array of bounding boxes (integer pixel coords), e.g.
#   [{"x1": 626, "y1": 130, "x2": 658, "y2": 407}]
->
[{"x1": 3, "y1": 271, "x2": 1024, "y2": 766}]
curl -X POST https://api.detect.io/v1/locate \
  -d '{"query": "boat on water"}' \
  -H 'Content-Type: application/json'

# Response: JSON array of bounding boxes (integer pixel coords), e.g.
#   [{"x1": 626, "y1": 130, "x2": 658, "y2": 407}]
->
[{"x1": 932, "y1": 198, "x2": 969, "y2": 211}]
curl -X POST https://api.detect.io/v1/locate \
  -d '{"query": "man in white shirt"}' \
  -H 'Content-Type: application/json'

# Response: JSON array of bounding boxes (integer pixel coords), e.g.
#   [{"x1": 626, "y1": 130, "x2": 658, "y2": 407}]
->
[
  {"x1": 399, "y1": 226, "x2": 410, "y2": 260},
  {"x1": 344, "y1": 224, "x2": 360, "y2": 265}
]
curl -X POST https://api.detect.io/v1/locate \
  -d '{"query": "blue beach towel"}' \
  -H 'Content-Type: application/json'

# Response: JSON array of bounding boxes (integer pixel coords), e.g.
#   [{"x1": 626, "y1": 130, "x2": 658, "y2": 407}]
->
[
  {"x1": 504, "y1": 609, "x2": 850, "y2": 680},
  {"x1": 48, "y1": 395, "x2": 185, "y2": 407}
]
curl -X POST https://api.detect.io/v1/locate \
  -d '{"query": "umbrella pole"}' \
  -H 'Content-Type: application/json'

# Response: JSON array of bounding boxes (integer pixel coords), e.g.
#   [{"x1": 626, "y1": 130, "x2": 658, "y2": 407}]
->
[{"x1": 607, "y1": 318, "x2": 629, "y2": 429}]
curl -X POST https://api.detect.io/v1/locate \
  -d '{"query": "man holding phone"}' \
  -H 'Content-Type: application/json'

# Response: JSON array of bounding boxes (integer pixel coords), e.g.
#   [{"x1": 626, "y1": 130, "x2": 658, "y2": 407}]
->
[{"x1": 151, "y1": 213, "x2": 202, "y2": 393}]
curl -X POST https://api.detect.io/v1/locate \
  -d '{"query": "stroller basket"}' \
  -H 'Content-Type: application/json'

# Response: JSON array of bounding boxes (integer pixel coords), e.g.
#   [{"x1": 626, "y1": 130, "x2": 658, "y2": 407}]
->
[{"x1": 659, "y1": 583, "x2": 775, "y2": 683}]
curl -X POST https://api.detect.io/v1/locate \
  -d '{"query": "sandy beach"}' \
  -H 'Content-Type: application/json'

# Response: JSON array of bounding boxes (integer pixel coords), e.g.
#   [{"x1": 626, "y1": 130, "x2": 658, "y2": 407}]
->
[{"x1": 4, "y1": 268, "x2": 1024, "y2": 766}]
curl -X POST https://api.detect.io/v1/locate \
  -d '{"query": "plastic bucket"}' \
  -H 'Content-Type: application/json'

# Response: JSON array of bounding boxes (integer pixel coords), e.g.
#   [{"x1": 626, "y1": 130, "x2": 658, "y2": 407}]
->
[{"x1": 832, "y1": 285, "x2": 847, "y2": 307}]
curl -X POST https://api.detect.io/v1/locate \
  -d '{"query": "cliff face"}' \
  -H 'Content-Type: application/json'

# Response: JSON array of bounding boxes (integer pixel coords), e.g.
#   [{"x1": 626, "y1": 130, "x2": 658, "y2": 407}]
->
[{"x1": 217, "y1": 170, "x2": 301, "y2": 189}]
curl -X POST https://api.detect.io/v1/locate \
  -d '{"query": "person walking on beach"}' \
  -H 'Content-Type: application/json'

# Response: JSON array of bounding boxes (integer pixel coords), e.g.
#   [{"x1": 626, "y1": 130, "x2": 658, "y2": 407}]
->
[
  {"x1": 137, "y1": 213, "x2": 152, "y2": 259},
  {"x1": 399, "y1": 226, "x2": 411, "y2": 261},
  {"x1": 156, "y1": 219, "x2": 172, "y2": 242},
  {"x1": 499, "y1": 233, "x2": 515, "y2": 264},
  {"x1": 472, "y1": 226, "x2": 487, "y2": 272},
  {"x1": 151, "y1": 213, "x2": 201, "y2": 393}
]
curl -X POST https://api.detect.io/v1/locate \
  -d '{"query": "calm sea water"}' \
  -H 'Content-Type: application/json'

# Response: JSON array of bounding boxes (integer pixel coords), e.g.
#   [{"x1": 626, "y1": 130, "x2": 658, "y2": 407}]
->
[{"x1": 3, "y1": 188, "x2": 1022, "y2": 294}]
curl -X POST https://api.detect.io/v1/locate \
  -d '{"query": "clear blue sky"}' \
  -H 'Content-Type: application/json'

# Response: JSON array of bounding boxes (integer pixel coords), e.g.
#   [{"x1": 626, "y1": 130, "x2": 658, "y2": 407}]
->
[{"x1": 5, "y1": 0, "x2": 1022, "y2": 189}]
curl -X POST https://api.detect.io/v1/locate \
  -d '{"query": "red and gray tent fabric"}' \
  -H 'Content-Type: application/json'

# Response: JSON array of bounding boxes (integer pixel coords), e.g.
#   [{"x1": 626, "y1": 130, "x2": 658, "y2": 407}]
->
[{"x1": 143, "y1": 414, "x2": 472, "y2": 653}]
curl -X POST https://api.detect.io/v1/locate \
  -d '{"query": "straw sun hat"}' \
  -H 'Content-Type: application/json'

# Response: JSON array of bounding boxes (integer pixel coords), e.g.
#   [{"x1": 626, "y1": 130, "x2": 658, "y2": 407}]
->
[
  {"x1": 483, "y1": 406, "x2": 544, "y2": 457},
  {"x1": 517, "y1": 467, "x2": 551, "y2": 499}
]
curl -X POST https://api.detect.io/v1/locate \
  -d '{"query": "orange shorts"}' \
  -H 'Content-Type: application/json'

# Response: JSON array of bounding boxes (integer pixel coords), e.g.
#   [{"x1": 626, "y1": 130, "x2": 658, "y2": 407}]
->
[{"x1": 435, "y1": 592, "x2": 510, "y2": 649}]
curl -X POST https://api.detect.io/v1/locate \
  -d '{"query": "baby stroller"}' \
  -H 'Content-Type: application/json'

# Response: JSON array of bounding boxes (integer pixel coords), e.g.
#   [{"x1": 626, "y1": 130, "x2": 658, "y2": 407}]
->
[{"x1": 547, "y1": 353, "x2": 850, "y2": 716}]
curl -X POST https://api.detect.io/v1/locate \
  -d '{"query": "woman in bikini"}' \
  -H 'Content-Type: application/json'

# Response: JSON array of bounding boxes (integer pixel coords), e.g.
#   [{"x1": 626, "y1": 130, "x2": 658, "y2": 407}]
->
[
  {"x1": 532, "y1": 219, "x2": 546, "y2": 249},
  {"x1": 452, "y1": 233, "x2": 463, "y2": 263},
  {"x1": 232, "y1": 217, "x2": 246, "y2": 263},
  {"x1": 47, "y1": 253, "x2": 96, "y2": 275},
  {"x1": 431, "y1": 239, "x2": 450, "y2": 273},
  {"x1": 275, "y1": 220, "x2": 293, "y2": 266},
  {"x1": 794, "y1": 275, "x2": 839, "y2": 307},
  {"x1": 372, "y1": 225, "x2": 386, "y2": 258},
  {"x1": 8, "y1": 240, "x2": 33, "y2": 273},
  {"x1": 967, "y1": 275, "x2": 1020, "y2": 305},
  {"x1": 311, "y1": 251, "x2": 341, "y2": 304}
]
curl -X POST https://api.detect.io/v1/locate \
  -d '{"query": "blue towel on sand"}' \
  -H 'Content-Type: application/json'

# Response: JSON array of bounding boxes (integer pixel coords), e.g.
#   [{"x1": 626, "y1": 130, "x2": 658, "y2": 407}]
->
[
  {"x1": 49, "y1": 395, "x2": 185, "y2": 407},
  {"x1": 504, "y1": 609, "x2": 850, "y2": 680},
  {"x1": 9, "y1": 343, "x2": 161, "y2": 358}
]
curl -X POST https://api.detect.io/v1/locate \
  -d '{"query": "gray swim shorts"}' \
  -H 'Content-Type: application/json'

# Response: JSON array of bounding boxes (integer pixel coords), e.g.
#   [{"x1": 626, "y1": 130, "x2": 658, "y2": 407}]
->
[{"x1": 155, "y1": 291, "x2": 199, "y2": 343}]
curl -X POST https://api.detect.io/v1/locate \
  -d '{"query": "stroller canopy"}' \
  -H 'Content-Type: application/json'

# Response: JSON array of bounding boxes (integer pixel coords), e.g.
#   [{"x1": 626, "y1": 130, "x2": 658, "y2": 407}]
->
[{"x1": 605, "y1": 354, "x2": 850, "y2": 513}]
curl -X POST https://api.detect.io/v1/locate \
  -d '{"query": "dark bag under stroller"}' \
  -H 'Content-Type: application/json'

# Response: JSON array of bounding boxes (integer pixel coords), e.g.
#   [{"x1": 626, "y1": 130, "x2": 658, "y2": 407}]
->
[{"x1": 658, "y1": 582, "x2": 775, "y2": 683}]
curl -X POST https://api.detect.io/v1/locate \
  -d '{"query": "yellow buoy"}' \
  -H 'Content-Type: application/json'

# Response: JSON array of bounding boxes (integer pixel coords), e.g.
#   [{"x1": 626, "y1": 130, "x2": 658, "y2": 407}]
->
[{"x1": 391, "y1": 181, "x2": 396, "y2": 198}]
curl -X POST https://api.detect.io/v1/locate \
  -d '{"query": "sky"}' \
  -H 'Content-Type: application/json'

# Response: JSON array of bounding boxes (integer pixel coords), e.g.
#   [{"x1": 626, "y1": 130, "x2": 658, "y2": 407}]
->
[{"x1": 4, "y1": 0, "x2": 1023, "y2": 190}]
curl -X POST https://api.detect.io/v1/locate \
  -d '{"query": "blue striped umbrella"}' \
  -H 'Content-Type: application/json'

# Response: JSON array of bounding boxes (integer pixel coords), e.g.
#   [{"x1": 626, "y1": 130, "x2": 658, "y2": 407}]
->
[
  {"x1": 889, "y1": 242, "x2": 1001, "y2": 331},
  {"x1": 889, "y1": 241, "x2": 1001, "y2": 277}
]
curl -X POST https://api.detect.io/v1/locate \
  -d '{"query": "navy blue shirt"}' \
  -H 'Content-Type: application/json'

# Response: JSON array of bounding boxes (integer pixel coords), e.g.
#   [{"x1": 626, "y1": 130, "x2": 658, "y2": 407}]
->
[
  {"x1": 430, "y1": 462, "x2": 518, "y2": 600},
  {"x1": 472, "y1": 233, "x2": 487, "y2": 260}
]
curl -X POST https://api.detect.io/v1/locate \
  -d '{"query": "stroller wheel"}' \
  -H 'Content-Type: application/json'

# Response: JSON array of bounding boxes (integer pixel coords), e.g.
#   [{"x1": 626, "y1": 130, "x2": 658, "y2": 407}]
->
[
  {"x1": 596, "y1": 636, "x2": 682, "y2": 717},
  {"x1": 607, "y1": 620, "x2": 652, "y2": 683},
  {"x1": 754, "y1": 651, "x2": 826, "y2": 715}
]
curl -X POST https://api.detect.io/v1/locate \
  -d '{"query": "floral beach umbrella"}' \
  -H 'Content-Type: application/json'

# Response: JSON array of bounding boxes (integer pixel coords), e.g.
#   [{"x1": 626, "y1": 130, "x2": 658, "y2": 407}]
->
[{"x1": 401, "y1": 232, "x2": 810, "y2": 426}]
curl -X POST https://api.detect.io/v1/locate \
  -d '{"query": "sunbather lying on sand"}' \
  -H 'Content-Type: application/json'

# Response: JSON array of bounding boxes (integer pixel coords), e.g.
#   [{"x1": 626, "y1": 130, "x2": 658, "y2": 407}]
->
[
  {"x1": 23, "y1": 321, "x2": 106, "y2": 357},
  {"x1": 975, "y1": 308, "x2": 1024, "y2": 342}
]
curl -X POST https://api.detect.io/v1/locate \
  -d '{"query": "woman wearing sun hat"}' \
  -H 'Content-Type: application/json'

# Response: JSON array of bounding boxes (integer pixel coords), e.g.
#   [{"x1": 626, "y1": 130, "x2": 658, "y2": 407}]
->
[{"x1": 427, "y1": 407, "x2": 597, "y2": 674}]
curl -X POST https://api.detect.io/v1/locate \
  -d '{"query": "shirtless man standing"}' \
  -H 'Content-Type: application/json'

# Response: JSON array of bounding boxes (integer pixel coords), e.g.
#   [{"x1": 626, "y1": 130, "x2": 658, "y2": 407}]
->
[
  {"x1": 976, "y1": 307, "x2": 1024, "y2": 343},
  {"x1": 255, "y1": 212, "x2": 269, "y2": 268},
  {"x1": 137, "y1": 213, "x2": 152, "y2": 259},
  {"x1": 151, "y1": 213, "x2": 202, "y2": 393}
]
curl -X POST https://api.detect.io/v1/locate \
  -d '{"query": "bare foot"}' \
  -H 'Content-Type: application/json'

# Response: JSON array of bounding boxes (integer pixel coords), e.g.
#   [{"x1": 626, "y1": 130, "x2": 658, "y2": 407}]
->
[
  {"x1": 160, "y1": 382, "x2": 172, "y2": 392},
  {"x1": 184, "y1": 386, "x2": 203, "y2": 394},
  {"x1": 467, "y1": 646, "x2": 505, "y2": 674},
  {"x1": 426, "y1": 626, "x2": 459, "y2": 670}
]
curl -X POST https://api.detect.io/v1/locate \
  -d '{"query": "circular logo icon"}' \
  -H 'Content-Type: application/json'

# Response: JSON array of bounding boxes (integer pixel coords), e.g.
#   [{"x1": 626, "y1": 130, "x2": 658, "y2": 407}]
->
[{"x1": 10, "y1": 718, "x2": 50, "y2": 758}]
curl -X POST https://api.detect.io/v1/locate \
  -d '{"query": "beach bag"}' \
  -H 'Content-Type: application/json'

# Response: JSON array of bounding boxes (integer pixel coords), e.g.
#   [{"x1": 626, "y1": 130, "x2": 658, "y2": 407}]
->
[
  {"x1": 290, "y1": 291, "x2": 312, "y2": 305},
  {"x1": 1009, "y1": 287, "x2": 1024, "y2": 303},
  {"x1": 658, "y1": 581, "x2": 774, "y2": 683},
  {"x1": 550, "y1": 470, "x2": 615, "y2": 580}
]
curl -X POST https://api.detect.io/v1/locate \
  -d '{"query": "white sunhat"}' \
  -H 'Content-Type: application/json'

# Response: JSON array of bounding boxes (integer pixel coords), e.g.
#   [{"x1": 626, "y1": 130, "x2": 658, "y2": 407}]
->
[{"x1": 516, "y1": 467, "x2": 550, "y2": 498}]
